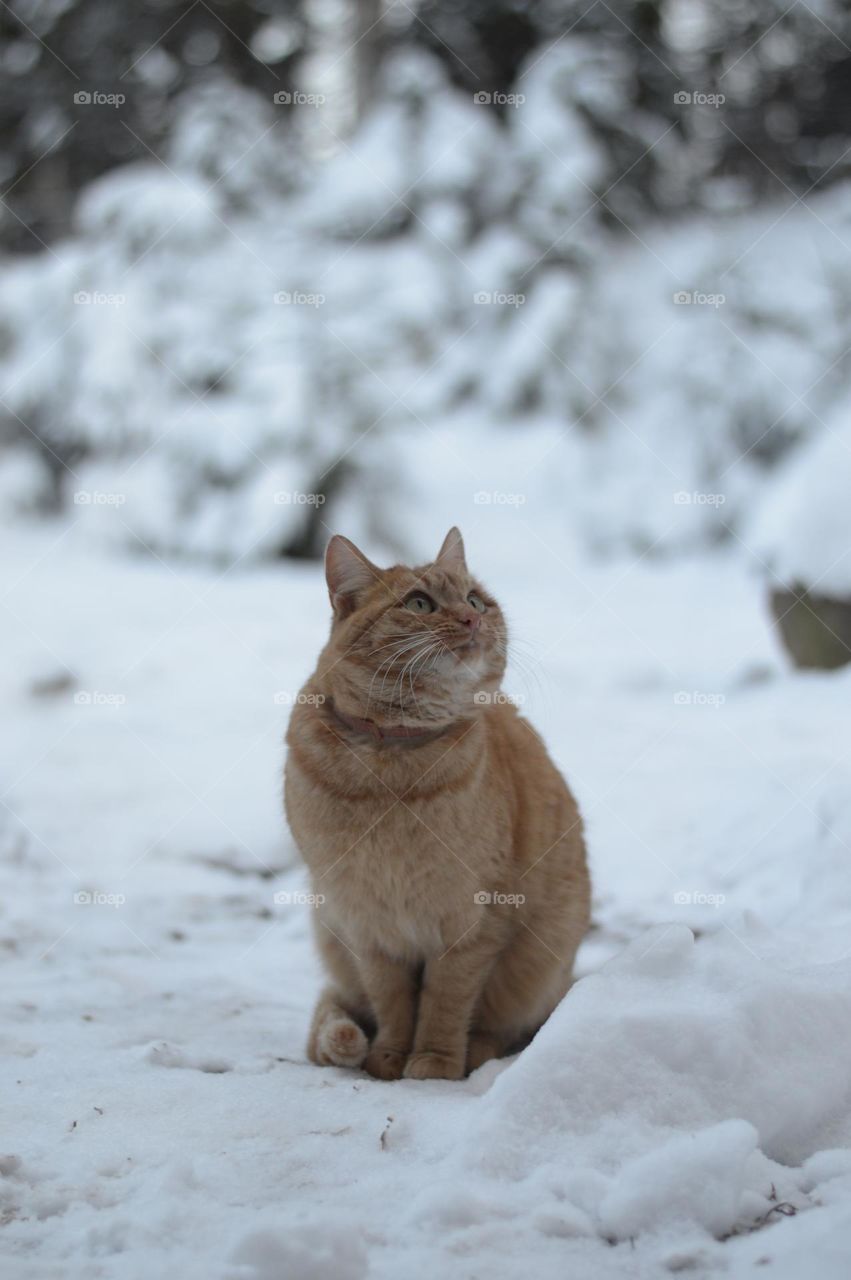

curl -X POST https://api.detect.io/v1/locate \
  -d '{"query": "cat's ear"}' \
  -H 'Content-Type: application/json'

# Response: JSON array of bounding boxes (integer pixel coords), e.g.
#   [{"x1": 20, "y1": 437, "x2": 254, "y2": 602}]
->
[
  {"x1": 436, "y1": 526, "x2": 467, "y2": 572},
  {"x1": 325, "y1": 535, "x2": 379, "y2": 617}
]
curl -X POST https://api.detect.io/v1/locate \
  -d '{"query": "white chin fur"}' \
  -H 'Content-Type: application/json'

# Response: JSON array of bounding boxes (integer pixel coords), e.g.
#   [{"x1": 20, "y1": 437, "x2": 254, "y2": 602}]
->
[{"x1": 436, "y1": 647, "x2": 486, "y2": 678}]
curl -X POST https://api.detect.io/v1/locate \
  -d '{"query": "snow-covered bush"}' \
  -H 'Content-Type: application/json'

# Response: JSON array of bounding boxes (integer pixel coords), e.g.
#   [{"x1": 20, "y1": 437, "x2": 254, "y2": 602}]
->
[
  {"x1": 751, "y1": 410, "x2": 851, "y2": 598},
  {"x1": 749, "y1": 408, "x2": 851, "y2": 668},
  {"x1": 3, "y1": 46, "x2": 851, "y2": 564}
]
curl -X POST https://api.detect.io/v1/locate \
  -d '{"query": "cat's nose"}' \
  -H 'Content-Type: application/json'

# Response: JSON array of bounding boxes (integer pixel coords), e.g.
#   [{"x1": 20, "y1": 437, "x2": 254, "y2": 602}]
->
[{"x1": 459, "y1": 610, "x2": 480, "y2": 633}]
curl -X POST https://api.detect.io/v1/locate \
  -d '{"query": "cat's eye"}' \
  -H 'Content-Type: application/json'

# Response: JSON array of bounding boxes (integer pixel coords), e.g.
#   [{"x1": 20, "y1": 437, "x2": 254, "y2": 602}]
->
[
  {"x1": 405, "y1": 593, "x2": 435, "y2": 614},
  {"x1": 467, "y1": 592, "x2": 486, "y2": 613}
]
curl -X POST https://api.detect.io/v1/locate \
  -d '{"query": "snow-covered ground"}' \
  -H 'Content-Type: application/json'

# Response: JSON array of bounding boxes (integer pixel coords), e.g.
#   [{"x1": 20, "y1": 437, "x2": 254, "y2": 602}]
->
[{"x1": 3, "y1": 520, "x2": 851, "y2": 1279}]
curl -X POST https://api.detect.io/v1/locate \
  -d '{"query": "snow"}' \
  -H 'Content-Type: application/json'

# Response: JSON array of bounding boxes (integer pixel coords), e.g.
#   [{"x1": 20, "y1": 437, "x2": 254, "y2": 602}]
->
[{"x1": 4, "y1": 520, "x2": 851, "y2": 1278}]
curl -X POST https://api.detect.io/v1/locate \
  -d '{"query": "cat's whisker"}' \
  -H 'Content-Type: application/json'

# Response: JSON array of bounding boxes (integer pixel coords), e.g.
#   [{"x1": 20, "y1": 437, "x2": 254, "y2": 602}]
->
[
  {"x1": 392, "y1": 642, "x2": 431, "y2": 714},
  {"x1": 364, "y1": 634, "x2": 438, "y2": 712},
  {"x1": 424, "y1": 640, "x2": 448, "y2": 672},
  {"x1": 398, "y1": 635, "x2": 443, "y2": 711},
  {"x1": 407, "y1": 641, "x2": 443, "y2": 715},
  {"x1": 404, "y1": 651, "x2": 426, "y2": 716},
  {"x1": 382, "y1": 634, "x2": 435, "y2": 711},
  {"x1": 510, "y1": 649, "x2": 546, "y2": 685},
  {"x1": 366, "y1": 634, "x2": 426, "y2": 657},
  {"x1": 499, "y1": 642, "x2": 546, "y2": 703},
  {"x1": 366, "y1": 646, "x2": 413, "y2": 714}
]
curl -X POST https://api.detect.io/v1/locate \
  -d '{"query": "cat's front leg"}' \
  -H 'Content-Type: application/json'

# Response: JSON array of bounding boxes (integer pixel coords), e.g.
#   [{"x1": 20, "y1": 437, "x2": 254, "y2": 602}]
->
[
  {"x1": 404, "y1": 936, "x2": 498, "y2": 1081},
  {"x1": 359, "y1": 949, "x2": 418, "y2": 1080}
]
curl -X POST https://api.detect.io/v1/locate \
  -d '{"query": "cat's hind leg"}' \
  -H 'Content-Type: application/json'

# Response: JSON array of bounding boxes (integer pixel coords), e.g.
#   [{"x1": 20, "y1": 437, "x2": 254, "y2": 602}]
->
[
  {"x1": 468, "y1": 919, "x2": 580, "y2": 1072},
  {"x1": 307, "y1": 987, "x2": 369, "y2": 1068},
  {"x1": 307, "y1": 921, "x2": 372, "y2": 1068},
  {"x1": 465, "y1": 1030, "x2": 507, "y2": 1073}
]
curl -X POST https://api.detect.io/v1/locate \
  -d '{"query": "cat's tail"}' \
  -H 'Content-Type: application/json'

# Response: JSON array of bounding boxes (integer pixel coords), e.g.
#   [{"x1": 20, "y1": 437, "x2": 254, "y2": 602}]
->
[{"x1": 307, "y1": 987, "x2": 369, "y2": 1068}]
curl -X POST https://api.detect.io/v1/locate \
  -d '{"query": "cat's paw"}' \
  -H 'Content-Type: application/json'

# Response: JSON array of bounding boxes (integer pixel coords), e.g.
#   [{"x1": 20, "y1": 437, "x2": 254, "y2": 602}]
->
[
  {"x1": 403, "y1": 1050, "x2": 465, "y2": 1081},
  {"x1": 317, "y1": 1018, "x2": 368, "y2": 1069},
  {"x1": 363, "y1": 1046, "x2": 407, "y2": 1080}
]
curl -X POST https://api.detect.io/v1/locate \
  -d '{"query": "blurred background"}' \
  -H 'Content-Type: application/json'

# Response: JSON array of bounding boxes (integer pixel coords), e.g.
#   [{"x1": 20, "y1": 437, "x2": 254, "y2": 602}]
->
[{"x1": 2, "y1": 0, "x2": 851, "y2": 663}]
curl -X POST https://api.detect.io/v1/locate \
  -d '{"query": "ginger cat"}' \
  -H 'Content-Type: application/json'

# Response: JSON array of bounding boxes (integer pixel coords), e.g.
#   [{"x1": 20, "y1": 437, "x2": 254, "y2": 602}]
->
[{"x1": 284, "y1": 528, "x2": 590, "y2": 1080}]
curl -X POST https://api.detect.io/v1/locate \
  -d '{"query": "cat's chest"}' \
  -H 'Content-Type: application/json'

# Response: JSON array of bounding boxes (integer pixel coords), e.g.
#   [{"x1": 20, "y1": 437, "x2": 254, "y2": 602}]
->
[
  {"x1": 321, "y1": 811, "x2": 473, "y2": 954},
  {"x1": 308, "y1": 783, "x2": 490, "y2": 874},
  {"x1": 325, "y1": 815, "x2": 458, "y2": 900}
]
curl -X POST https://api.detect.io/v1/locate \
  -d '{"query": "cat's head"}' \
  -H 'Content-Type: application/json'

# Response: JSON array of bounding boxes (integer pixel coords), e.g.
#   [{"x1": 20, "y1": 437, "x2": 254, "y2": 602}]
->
[{"x1": 318, "y1": 527, "x2": 507, "y2": 726}]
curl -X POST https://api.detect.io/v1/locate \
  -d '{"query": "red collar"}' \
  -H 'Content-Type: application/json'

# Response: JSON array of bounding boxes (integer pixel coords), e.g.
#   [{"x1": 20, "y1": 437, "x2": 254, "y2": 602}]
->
[{"x1": 325, "y1": 699, "x2": 460, "y2": 746}]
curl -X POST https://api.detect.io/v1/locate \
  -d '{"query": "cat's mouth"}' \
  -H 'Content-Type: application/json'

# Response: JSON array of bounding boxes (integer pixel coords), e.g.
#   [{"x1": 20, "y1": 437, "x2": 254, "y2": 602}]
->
[{"x1": 450, "y1": 635, "x2": 483, "y2": 658}]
